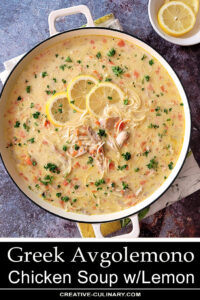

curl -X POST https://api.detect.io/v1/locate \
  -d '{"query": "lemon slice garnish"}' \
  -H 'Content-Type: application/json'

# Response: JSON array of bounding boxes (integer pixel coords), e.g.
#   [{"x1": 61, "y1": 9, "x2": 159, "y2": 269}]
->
[
  {"x1": 45, "y1": 92, "x2": 71, "y2": 127},
  {"x1": 67, "y1": 75, "x2": 98, "y2": 113},
  {"x1": 166, "y1": 0, "x2": 199, "y2": 15},
  {"x1": 158, "y1": 1, "x2": 196, "y2": 37},
  {"x1": 86, "y1": 82, "x2": 125, "y2": 118}
]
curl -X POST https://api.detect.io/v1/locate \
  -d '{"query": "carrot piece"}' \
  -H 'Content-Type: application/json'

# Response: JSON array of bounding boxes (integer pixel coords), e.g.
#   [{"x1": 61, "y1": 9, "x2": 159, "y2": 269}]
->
[
  {"x1": 74, "y1": 162, "x2": 80, "y2": 168},
  {"x1": 140, "y1": 180, "x2": 146, "y2": 185},
  {"x1": 95, "y1": 120, "x2": 100, "y2": 126},
  {"x1": 78, "y1": 140, "x2": 82, "y2": 146},
  {"x1": 44, "y1": 120, "x2": 50, "y2": 127},
  {"x1": 124, "y1": 73, "x2": 131, "y2": 78},
  {"x1": 26, "y1": 157, "x2": 32, "y2": 166},
  {"x1": 72, "y1": 151, "x2": 78, "y2": 157},
  {"x1": 108, "y1": 60, "x2": 115, "y2": 65},
  {"x1": 109, "y1": 161, "x2": 115, "y2": 170},
  {"x1": 134, "y1": 71, "x2": 139, "y2": 78},
  {"x1": 118, "y1": 39, "x2": 125, "y2": 47}
]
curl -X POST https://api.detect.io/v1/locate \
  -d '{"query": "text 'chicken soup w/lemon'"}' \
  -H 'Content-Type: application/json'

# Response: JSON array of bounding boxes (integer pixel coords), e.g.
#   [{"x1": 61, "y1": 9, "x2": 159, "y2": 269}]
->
[{"x1": 4, "y1": 35, "x2": 185, "y2": 215}]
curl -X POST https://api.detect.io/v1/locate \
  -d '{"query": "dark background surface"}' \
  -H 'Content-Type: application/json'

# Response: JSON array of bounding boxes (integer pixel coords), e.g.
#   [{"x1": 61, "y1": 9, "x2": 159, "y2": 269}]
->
[{"x1": 0, "y1": 0, "x2": 200, "y2": 237}]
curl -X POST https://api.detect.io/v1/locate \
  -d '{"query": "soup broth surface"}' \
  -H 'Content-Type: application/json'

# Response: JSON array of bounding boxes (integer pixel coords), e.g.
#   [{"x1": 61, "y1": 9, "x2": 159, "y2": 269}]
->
[{"x1": 4, "y1": 35, "x2": 185, "y2": 215}]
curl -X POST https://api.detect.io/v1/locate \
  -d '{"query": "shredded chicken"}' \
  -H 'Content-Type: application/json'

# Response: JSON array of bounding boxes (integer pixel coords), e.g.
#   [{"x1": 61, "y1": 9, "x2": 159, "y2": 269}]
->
[
  {"x1": 116, "y1": 131, "x2": 129, "y2": 148},
  {"x1": 87, "y1": 126, "x2": 101, "y2": 143},
  {"x1": 100, "y1": 117, "x2": 119, "y2": 130}
]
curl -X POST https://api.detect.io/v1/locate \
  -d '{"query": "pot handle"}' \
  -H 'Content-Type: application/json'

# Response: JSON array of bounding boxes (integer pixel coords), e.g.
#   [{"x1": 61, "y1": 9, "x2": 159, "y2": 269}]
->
[
  {"x1": 48, "y1": 5, "x2": 95, "y2": 36},
  {"x1": 92, "y1": 214, "x2": 140, "y2": 239}
]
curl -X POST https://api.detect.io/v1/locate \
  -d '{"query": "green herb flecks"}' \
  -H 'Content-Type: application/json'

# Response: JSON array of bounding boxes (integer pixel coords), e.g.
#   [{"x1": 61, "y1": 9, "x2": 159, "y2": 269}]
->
[
  {"x1": 147, "y1": 156, "x2": 158, "y2": 171},
  {"x1": 112, "y1": 66, "x2": 124, "y2": 77},
  {"x1": 14, "y1": 121, "x2": 20, "y2": 128},
  {"x1": 122, "y1": 152, "x2": 131, "y2": 161},
  {"x1": 44, "y1": 163, "x2": 60, "y2": 174},
  {"x1": 107, "y1": 48, "x2": 116, "y2": 57},
  {"x1": 95, "y1": 179, "x2": 105, "y2": 187},
  {"x1": 42, "y1": 71, "x2": 48, "y2": 78},
  {"x1": 97, "y1": 129, "x2": 107, "y2": 137},
  {"x1": 96, "y1": 52, "x2": 102, "y2": 59}
]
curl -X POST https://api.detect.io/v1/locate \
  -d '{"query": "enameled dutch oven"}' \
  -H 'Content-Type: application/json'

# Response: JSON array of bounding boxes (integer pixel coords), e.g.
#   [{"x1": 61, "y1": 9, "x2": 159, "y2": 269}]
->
[{"x1": 0, "y1": 6, "x2": 191, "y2": 237}]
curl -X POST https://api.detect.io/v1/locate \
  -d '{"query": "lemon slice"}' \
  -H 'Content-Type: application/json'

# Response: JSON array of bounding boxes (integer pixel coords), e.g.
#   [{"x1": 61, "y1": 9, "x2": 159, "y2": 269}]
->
[
  {"x1": 67, "y1": 75, "x2": 98, "y2": 113},
  {"x1": 166, "y1": 0, "x2": 199, "y2": 15},
  {"x1": 158, "y1": 1, "x2": 196, "y2": 37},
  {"x1": 86, "y1": 82, "x2": 125, "y2": 118},
  {"x1": 45, "y1": 92, "x2": 71, "y2": 127}
]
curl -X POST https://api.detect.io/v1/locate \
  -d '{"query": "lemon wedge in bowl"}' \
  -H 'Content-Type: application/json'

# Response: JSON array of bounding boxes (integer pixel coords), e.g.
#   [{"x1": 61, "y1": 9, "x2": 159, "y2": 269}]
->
[
  {"x1": 67, "y1": 75, "x2": 98, "y2": 113},
  {"x1": 167, "y1": 0, "x2": 199, "y2": 15},
  {"x1": 45, "y1": 92, "x2": 71, "y2": 127},
  {"x1": 86, "y1": 82, "x2": 125, "y2": 118},
  {"x1": 158, "y1": 1, "x2": 196, "y2": 37}
]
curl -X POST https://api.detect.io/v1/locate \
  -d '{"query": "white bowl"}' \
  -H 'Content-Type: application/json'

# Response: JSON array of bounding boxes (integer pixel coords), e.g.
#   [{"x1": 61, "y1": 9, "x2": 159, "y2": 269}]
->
[{"x1": 148, "y1": 0, "x2": 200, "y2": 46}]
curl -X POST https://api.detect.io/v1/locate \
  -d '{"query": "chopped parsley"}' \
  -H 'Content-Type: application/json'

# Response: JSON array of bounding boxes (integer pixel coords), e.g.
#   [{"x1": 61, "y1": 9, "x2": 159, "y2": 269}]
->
[
  {"x1": 141, "y1": 54, "x2": 147, "y2": 60},
  {"x1": 143, "y1": 150, "x2": 150, "y2": 157},
  {"x1": 144, "y1": 75, "x2": 150, "y2": 82},
  {"x1": 74, "y1": 144, "x2": 80, "y2": 151},
  {"x1": 30, "y1": 103, "x2": 34, "y2": 108},
  {"x1": 105, "y1": 78, "x2": 112, "y2": 82},
  {"x1": 14, "y1": 121, "x2": 20, "y2": 128},
  {"x1": 44, "y1": 163, "x2": 60, "y2": 174},
  {"x1": 27, "y1": 137, "x2": 35, "y2": 143},
  {"x1": 96, "y1": 52, "x2": 101, "y2": 59},
  {"x1": 62, "y1": 79, "x2": 66, "y2": 84},
  {"x1": 107, "y1": 96, "x2": 112, "y2": 100},
  {"x1": 112, "y1": 66, "x2": 124, "y2": 77},
  {"x1": 17, "y1": 96, "x2": 22, "y2": 101},
  {"x1": 56, "y1": 193, "x2": 62, "y2": 198},
  {"x1": 59, "y1": 64, "x2": 67, "y2": 71},
  {"x1": 39, "y1": 175, "x2": 54, "y2": 186},
  {"x1": 87, "y1": 156, "x2": 94, "y2": 164},
  {"x1": 117, "y1": 164, "x2": 128, "y2": 171},
  {"x1": 26, "y1": 86, "x2": 31, "y2": 93},
  {"x1": 147, "y1": 156, "x2": 158, "y2": 170},
  {"x1": 124, "y1": 99, "x2": 129, "y2": 105},
  {"x1": 148, "y1": 123, "x2": 159, "y2": 129},
  {"x1": 53, "y1": 78, "x2": 57, "y2": 82},
  {"x1": 164, "y1": 108, "x2": 168, "y2": 114},
  {"x1": 122, "y1": 152, "x2": 131, "y2": 161},
  {"x1": 134, "y1": 168, "x2": 140, "y2": 172},
  {"x1": 107, "y1": 48, "x2": 116, "y2": 57},
  {"x1": 65, "y1": 56, "x2": 72, "y2": 62},
  {"x1": 61, "y1": 196, "x2": 70, "y2": 202},
  {"x1": 97, "y1": 129, "x2": 107, "y2": 137},
  {"x1": 32, "y1": 111, "x2": 40, "y2": 119},
  {"x1": 168, "y1": 161, "x2": 174, "y2": 170},
  {"x1": 74, "y1": 185, "x2": 79, "y2": 190},
  {"x1": 95, "y1": 179, "x2": 105, "y2": 187},
  {"x1": 122, "y1": 181, "x2": 129, "y2": 190},
  {"x1": 46, "y1": 90, "x2": 56, "y2": 95},
  {"x1": 23, "y1": 123, "x2": 30, "y2": 132},
  {"x1": 149, "y1": 59, "x2": 154, "y2": 66},
  {"x1": 42, "y1": 71, "x2": 48, "y2": 78},
  {"x1": 77, "y1": 60, "x2": 81, "y2": 64},
  {"x1": 62, "y1": 145, "x2": 67, "y2": 152}
]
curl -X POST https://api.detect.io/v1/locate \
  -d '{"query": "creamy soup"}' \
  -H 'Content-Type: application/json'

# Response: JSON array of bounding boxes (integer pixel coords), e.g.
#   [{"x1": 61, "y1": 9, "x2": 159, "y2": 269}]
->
[{"x1": 4, "y1": 35, "x2": 185, "y2": 215}]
